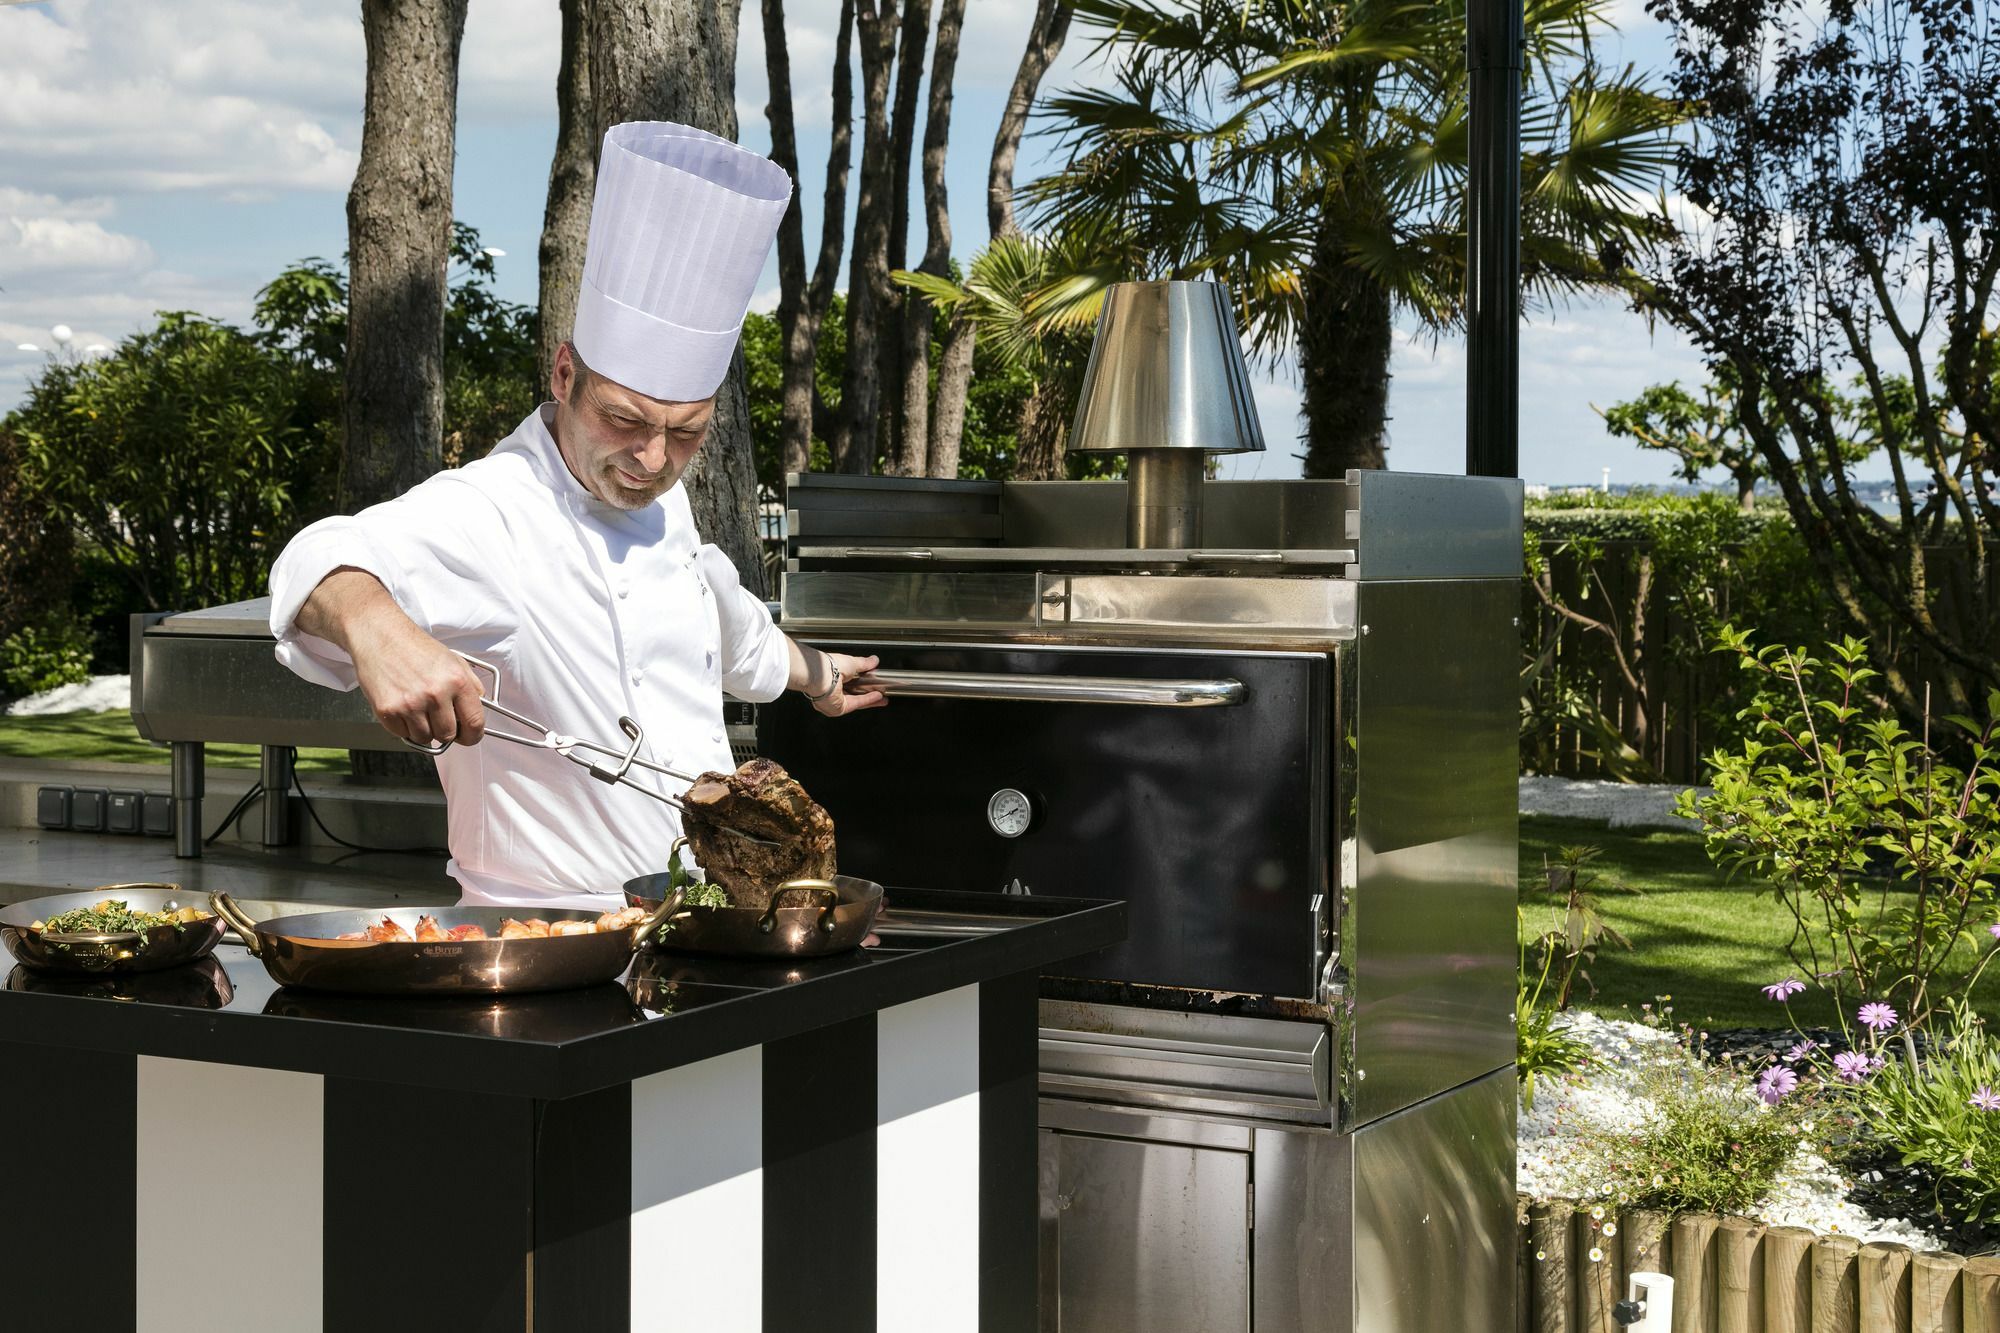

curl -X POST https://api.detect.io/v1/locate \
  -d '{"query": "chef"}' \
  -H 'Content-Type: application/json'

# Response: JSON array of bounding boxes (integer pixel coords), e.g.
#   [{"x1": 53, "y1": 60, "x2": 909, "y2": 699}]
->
[{"x1": 267, "y1": 122, "x2": 882, "y2": 911}]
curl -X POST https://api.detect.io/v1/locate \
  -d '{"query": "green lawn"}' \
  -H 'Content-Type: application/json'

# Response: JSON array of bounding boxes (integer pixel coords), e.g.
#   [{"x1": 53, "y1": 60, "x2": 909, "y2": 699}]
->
[
  {"x1": 1521, "y1": 814, "x2": 2000, "y2": 1029},
  {"x1": 0, "y1": 710, "x2": 348, "y2": 774}
]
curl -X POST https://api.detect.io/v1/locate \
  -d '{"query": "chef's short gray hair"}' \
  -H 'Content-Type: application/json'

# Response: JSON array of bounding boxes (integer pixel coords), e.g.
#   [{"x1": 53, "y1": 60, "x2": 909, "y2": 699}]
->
[{"x1": 562, "y1": 341, "x2": 598, "y2": 404}]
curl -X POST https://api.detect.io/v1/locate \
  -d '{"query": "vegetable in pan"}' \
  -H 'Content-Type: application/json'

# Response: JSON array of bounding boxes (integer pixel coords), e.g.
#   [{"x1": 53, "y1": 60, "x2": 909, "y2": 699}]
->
[
  {"x1": 668, "y1": 846, "x2": 731, "y2": 909},
  {"x1": 30, "y1": 899, "x2": 211, "y2": 936}
]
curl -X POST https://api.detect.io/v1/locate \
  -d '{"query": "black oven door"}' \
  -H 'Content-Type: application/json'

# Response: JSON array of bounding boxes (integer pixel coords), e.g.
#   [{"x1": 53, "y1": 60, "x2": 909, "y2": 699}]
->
[{"x1": 758, "y1": 642, "x2": 1331, "y2": 998}]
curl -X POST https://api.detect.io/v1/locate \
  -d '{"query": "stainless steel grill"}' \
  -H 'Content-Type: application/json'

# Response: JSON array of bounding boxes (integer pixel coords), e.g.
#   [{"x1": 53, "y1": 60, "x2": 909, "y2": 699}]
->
[{"x1": 758, "y1": 466, "x2": 1522, "y2": 1333}]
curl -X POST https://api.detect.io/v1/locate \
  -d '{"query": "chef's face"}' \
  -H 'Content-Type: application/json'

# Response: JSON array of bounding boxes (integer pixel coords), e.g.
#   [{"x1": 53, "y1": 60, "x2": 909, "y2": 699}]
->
[{"x1": 549, "y1": 343, "x2": 715, "y2": 510}]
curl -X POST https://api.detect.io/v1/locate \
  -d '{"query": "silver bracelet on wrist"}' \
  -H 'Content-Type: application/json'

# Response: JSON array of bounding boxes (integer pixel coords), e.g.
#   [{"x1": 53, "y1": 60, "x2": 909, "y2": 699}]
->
[{"x1": 806, "y1": 659, "x2": 842, "y2": 704}]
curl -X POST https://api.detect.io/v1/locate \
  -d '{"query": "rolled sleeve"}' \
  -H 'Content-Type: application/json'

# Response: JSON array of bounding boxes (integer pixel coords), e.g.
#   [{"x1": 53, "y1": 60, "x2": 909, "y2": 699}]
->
[
  {"x1": 268, "y1": 475, "x2": 518, "y2": 691},
  {"x1": 699, "y1": 544, "x2": 789, "y2": 703}
]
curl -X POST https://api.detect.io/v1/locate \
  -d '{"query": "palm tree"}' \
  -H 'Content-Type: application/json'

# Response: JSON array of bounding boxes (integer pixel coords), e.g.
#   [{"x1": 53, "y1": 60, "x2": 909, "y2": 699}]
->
[
  {"x1": 895, "y1": 231, "x2": 1113, "y2": 478},
  {"x1": 1021, "y1": 0, "x2": 1683, "y2": 476}
]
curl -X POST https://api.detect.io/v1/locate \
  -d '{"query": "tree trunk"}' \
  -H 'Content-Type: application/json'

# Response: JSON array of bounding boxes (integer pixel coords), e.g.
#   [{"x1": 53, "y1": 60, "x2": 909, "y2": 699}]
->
[
  {"x1": 344, "y1": 0, "x2": 467, "y2": 512},
  {"x1": 988, "y1": 0, "x2": 1072, "y2": 239},
  {"x1": 682, "y1": 350, "x2": 769, "y2": 590},
  {"x1": 928, "y1": 312, "x2": 975, "y2": 477},
  {"x1": 762, "y1": 0, "x2": 854, "y2": 479},
  {"x1": 1013, "y1": 377, "x2": 1072, "y2": 480},
  {"x1": 344, "y1": 0, "x2": 468, "y2": 785},
  {"x1": 1735, "y1": 467, "x2": 1756, "y2": 512},
  {"x1": 890, "y1": 0, "x2": 964, "y2": 478},
  {"x1": 830, "y1": 0, "x2": 898, "y2": 474},
  {"x1": 537, "y1": 0, "x2": 595, "y2": 395},
  {"x1": 1298, "y1": 207, "x2": 1391, "y2": 478},
  {"x1": 876, "y1": 0, "x2": 931, "y2": 473},
  {"x1": 586, "y1": 0, "x2": 767, "y2": 594}
]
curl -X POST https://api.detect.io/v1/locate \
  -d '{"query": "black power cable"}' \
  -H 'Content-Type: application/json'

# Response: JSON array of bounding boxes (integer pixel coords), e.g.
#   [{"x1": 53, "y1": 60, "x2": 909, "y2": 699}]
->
[
  {"x1": 204, "y1": 782, "x2": 265, "y2": 846},
  {"x1": 284, "y1": 747, "x2": 451, "y2": 858}
]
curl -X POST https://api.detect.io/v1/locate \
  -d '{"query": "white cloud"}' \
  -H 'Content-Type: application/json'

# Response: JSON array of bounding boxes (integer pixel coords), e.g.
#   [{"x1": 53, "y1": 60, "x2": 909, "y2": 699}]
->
[
  {"x1": 0, "y1": 214, "x2": 151, "y2": 275},
  {"x1": 0, "y1": 0, "x2": 360, "y2": 197},
  {"x1": 459, "y1": 0, "x2": 560, "y2": 119}
]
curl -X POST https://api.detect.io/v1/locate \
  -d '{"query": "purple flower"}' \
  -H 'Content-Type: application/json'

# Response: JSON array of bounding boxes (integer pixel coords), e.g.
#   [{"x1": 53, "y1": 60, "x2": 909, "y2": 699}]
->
[
  {"x1": 1867, "y1": 1053, "x2": 1887, "y2": 1073},
  {"x1": 1763, "y1": 978, "x2": 1807, "y2": 1001},
  {"x1": 1970, "y1": 1087, "x2": 2000, "y2": 1112},
  {"x1": 1833, "y1": 1051, "x2": 1872, "y2": 1084},
  {"x1": 1989, "y1": 923, "x2": 2000, "y2": 941},
  {"x1": 1784, "y1": 1040, "x2": 1819, "y2": 1063},
  {"x1": 1756, "y1": 1066, "x2": 1799, "y2": 1104},
  {"x1": 1858, "y1": 1002, "x2": 1899, "y2": 1032}
]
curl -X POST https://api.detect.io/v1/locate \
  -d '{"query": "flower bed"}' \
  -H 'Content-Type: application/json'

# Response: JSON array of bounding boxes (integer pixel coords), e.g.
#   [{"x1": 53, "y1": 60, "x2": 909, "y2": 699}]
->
[{"x1": 1519, "y1": 1011, "x2": 1941, "y2": 1248}]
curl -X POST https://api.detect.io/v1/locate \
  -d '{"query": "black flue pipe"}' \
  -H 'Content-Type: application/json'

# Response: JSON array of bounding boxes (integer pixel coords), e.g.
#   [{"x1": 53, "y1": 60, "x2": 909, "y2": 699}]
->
[{"x1": 1465, "y1": 0, "x2": 1523, "y2": 479}]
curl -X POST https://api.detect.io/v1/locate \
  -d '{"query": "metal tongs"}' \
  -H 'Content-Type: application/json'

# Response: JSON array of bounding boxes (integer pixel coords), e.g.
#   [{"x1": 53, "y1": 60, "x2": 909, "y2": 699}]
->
[{"x1": 404, "y1": 653, "x2": 776, "y2": 848}]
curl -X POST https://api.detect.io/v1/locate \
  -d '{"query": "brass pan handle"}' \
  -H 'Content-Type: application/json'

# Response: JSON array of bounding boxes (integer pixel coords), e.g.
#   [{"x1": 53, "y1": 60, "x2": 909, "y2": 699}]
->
[
  {"x1": 208, "y1": 892, "x2": 264, "y2": 958},
  {"x1": 764, "y1": 880, "x2": 842, "y2": 935},
  {"x1": 632, "y1": 884, "x2": 688, "y2": 950}
]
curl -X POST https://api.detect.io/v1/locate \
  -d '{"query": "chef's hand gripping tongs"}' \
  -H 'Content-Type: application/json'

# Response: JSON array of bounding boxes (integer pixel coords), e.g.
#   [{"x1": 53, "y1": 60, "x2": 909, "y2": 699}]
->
[{"x1": 403, "y1": 653, "x2": 776, "y2": 848}]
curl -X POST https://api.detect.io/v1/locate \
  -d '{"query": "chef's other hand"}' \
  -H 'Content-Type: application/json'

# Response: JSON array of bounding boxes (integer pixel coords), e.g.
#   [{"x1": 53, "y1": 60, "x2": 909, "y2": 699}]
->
[
  {"x1": 814, "y1": 652, "x2": 886, "y2": 718},
  {"x1": 352, "y1": 617, "x2": 488, "y2": 748}
]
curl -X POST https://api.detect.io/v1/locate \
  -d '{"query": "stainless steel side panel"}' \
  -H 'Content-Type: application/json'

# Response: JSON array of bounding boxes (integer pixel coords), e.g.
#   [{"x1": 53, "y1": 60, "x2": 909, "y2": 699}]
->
[
  {"x1": 133, "y1": 634, "x2": 397, "y2": 749},
  {"x1": 1350, "y1": 1070, "x2": 1515, "y2": 1333},
  {"x1": 1347, "y1": 579, "x2": 1516, "y2": 1125},
  {"x1": 1047, "y1": 1132, "x2": 1253, "y2": 1333},
  {"x1": 1343, "y1": 471, "x2": 1523, "y2": 581}
]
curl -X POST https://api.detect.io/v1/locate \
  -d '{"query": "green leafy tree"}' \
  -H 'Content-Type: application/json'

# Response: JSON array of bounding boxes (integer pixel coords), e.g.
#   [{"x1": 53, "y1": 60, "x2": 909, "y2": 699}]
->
[
  {"x1": 1024, "y1": 0, "x2": 1683, "y2": 476},
  {"x1": 747, "y1": 284, "x2": 1043, "y2": 487},
  {"x1": 11, "y1": 314, "x2": 320, "y2": 612},
  {"x1": 257, "y1": 222, "x2": 538, "y2": 468},
  {"x1": 1636, "y1": 0, "x2": 2000, "y2": 720},
  {"x1": 1598, "y1": 375, "x2": 1762, "y2": 510}
]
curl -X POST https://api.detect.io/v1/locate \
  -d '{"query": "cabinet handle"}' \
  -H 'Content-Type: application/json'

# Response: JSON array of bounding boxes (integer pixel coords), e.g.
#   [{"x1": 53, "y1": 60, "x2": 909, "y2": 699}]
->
[{"x1": 853, "y1": 670, "x2": 1244, "y2": 708}]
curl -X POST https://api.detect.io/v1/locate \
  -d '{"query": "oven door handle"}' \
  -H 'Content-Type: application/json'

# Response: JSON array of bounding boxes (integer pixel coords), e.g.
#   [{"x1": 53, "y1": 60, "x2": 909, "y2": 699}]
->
[{"x1": 852, "y1": 669, "x2": 1245, "y2": 708}]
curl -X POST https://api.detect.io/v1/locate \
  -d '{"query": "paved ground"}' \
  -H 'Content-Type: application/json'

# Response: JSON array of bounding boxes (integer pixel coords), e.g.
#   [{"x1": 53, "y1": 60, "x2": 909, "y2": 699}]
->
[
  {"x1": 0, "y1": 825, "x2": 453, "y2": 913},
  {"x1": 1518, "y1": 775, "x2": 1707, "y2": 829}
]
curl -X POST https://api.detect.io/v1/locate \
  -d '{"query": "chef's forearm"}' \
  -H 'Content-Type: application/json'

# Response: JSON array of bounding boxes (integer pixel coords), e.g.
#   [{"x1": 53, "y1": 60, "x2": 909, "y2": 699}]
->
[
  {"x1": 294, "y1": 567, "x2": 416, "y2": 654},
  {"x1": 783, "y1": 636, "x2": 836, "y2": 697}
]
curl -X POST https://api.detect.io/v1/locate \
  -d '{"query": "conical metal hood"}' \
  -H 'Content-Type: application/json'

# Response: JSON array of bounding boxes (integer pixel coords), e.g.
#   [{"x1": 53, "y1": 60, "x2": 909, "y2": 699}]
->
[{"x1": 1066, "y1": 279, "x2": 1266, "y2": 456}]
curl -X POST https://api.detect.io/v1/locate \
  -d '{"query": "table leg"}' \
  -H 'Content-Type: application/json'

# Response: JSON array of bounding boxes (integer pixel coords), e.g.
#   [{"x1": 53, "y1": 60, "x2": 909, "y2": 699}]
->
[{"x1": 170, "y1": 741, "x2": 203, "y2": 858}]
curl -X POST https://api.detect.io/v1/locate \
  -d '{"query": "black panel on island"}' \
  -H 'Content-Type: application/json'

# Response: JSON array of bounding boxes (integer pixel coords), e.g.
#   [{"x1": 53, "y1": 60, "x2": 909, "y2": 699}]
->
[{"x1": 0, "y1": 888, "x2": 1122, "y2": 1333}]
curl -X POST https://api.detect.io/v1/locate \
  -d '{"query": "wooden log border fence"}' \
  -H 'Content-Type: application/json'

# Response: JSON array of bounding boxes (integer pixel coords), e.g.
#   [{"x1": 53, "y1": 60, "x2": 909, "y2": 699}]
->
[{"x1": 1519, "y1": 1196, "x2": 2000, "y2": 1332}]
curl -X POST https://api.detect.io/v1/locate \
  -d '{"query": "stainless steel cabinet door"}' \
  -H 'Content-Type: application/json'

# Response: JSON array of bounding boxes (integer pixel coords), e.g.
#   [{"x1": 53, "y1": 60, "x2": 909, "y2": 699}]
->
[{"x1": 1047, "y1": 1132, "x2": 1251, "y2": 1333}]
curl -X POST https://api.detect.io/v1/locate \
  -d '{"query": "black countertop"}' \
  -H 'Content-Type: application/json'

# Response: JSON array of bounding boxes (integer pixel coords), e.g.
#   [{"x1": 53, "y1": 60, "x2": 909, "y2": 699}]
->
[{"x1": 0, "y1": 889, "x2": 1122, "y2": 1100}]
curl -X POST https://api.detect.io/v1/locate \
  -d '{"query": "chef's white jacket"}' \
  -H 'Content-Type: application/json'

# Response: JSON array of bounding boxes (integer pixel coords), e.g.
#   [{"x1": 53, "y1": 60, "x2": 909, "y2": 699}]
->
[{"x1": 268, "y1": 404, "x2": 790, "y2": 909}]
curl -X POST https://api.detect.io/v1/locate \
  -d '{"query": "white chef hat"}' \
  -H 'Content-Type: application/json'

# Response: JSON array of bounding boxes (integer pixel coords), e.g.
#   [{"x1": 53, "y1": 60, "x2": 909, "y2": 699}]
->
[{"x1": 572, "y1": 122, "x2": 793, "y2": 402}]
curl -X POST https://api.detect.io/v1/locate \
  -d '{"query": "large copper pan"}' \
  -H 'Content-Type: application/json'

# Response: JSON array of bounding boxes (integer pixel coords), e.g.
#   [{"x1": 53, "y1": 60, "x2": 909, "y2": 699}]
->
[{"x1": 209, "y1": 889, "x2": 685, "y2": 996}]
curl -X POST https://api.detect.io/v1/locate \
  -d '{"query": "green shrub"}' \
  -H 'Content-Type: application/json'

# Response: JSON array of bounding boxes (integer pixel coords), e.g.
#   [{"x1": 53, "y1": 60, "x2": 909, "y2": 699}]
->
[
  {"x1": 1581, "y1": 1036, "x2": 1810, "y2": 1213},
  {"x1": 1679, "y1": 634, "x2": 2000, "y2": 1033},
  {"x1": 1, "y1": 616, "x2": 94, "y2": 699},
  {"x1": 1853, "y1": 1001, "x2": 2000, "y2": 1225}
]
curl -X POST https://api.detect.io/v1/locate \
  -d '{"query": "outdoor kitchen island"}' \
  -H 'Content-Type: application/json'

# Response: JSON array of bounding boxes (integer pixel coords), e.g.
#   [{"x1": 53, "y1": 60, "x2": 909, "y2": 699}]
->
[{"x1": 0, "y1": 887, "x2": 1122, "y2": 1333}]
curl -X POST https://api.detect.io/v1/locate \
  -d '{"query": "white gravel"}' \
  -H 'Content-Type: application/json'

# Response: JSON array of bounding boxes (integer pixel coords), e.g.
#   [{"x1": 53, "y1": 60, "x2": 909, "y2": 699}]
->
[
  {"x1": 1520, "y1": 776, "x2": 1707, "y2": 830},
  {"x1": 1518, "y1": 1011, "x2": 1941, "y2": 1248},
  {"x1": 4, "y1": 674, "x2": 131, "y2": 716}
]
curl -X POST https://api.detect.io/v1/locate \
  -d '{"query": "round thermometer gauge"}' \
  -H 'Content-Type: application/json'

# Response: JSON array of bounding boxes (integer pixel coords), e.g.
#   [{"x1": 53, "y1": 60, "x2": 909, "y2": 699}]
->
[{"x1": 987, "y1": 788, "x2": 1033, "y2": 838}]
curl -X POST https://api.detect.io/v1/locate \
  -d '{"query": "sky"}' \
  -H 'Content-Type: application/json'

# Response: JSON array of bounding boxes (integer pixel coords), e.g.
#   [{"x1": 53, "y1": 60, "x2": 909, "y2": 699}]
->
[{"x1": 0, "y1": 0, "x2": 1745, "y2": 489}]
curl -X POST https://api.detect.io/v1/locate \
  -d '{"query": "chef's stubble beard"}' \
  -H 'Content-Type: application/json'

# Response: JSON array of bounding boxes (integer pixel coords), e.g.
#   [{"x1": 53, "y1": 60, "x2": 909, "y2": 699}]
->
[{"x1": 599, "y1": 460, "x2": 680, "y2": 509}]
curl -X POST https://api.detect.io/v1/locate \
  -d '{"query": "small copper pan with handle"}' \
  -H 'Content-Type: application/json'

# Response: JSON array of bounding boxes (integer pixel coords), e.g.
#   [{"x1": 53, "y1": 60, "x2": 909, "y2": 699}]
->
[
  {"x1": 621, "y1": 838, "x2": 884, "y2": 960},
  {"x1": 0, "y1": 884, "x2": 227, "y2": 976}
]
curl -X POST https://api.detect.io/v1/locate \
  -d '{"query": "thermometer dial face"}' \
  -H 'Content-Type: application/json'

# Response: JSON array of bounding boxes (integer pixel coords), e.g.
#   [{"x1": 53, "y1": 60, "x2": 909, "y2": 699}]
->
[{"x1": 987, "y1": 788, "x2": 1033, "y2": 838}]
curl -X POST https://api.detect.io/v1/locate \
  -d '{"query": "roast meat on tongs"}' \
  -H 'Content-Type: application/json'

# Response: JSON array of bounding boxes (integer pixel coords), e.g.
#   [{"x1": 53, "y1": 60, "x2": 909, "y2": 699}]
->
[
  {"x1": 403, "y1": 655, "x2": 844, "y2": 899},
  {"x1": 679, "y1": 759, "x2": 837, "y2": 910}
]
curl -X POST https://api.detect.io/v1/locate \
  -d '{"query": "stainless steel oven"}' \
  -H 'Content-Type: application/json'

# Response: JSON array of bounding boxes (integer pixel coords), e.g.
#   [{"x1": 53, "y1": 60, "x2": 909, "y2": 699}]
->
[{"x1": 759, "y1": 467, "x2": 1521, "y2": 1333}]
